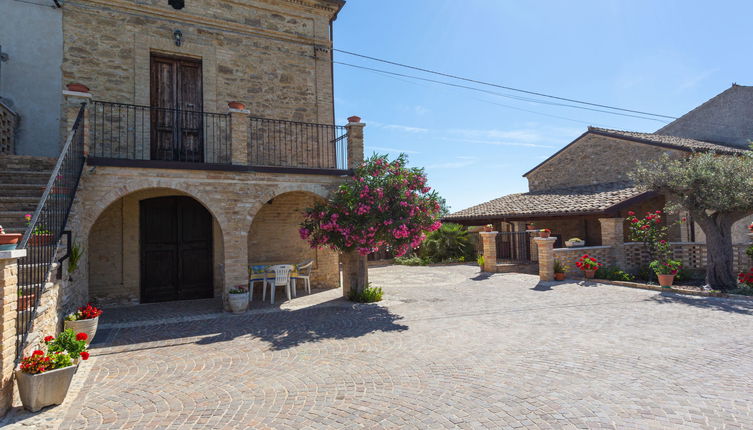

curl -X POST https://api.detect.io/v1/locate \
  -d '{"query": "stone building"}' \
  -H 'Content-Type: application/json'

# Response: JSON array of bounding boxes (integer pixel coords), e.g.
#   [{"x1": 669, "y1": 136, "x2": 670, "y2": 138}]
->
[
  {"x1": 0, "y1": 0, "x2": 361, "y2": 405},
  {"x1": 445, "y1": 85, "x2": 753, "y2": 249}
]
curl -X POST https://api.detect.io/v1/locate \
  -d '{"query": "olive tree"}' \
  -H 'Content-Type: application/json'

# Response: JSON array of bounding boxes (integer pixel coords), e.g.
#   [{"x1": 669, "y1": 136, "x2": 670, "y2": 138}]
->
[{"x1": 630, "y1": 149, "x2": 753, "y2": 291}]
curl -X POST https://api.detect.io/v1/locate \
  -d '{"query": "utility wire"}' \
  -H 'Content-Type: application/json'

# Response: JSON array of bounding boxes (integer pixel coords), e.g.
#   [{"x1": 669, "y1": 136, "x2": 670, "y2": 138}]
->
[
  {"x1": 333, "y1": 49, "x2": 679, "y2": 120},
  {"x1": 334, "y1": 61, "x2": 669, "y2": 123}
]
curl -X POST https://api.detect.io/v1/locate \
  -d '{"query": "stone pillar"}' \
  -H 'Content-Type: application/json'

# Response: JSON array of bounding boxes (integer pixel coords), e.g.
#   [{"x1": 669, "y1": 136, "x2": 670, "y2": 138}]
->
[
  {"x1": 534, "y1": 237, "x2": 556, "y2": 281},
  {"x1": 599, "y1": 217, "x2": 625, "y2": 267},
  {"x1": 0, "y1": 249, "x2": 25, "y2": 416},
  {"x1": 222, "y1": 229, "x2": 248, "y2": 311},
  {"x1": 341, "y1": 251, "x2": 368, "y2": 298},
  {"x1": 345, "y1": 116, "x2": 365, "y2": 169},
  {"x1": 228, "y1": 103, "x2": 250, "y2": 165},
  {"x1": 63, "y1": 84, "x2": 92, "y2": 155},
  {"x1": 479, "y1": 231, "x2": 498, "y2": 273}
]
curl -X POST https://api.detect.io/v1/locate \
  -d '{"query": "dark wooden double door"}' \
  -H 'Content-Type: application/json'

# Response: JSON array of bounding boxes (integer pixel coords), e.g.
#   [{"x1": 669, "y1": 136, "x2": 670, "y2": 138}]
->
[
  {"x1": 140, "y1": 196, "x2": 213, "y2": 303},
  {"x1": 150, "y1": 54, "x2": 204, "y2": 162}
]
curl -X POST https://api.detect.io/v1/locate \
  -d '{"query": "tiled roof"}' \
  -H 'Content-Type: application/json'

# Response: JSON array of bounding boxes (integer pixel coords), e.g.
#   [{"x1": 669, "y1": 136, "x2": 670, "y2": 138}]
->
[
  {"x1": 588, "y1": 127, "x2": 748, "y2": 155},
  {"x1": 443, "y1": 181, "x2": 651, "y2": 222}
]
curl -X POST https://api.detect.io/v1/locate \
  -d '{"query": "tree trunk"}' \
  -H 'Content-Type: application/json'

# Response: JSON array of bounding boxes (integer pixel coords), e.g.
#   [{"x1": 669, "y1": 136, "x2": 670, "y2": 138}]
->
[
  {"x1": 341, "y1": 251, "x2": 368, "y2": 298},
  {"x1": 694, "y1": 212, "x2": 737, "y2": 291}
]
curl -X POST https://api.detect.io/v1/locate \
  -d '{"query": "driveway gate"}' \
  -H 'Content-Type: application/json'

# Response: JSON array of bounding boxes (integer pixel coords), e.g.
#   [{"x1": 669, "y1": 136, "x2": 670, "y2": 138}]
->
[{"x1": 495, "y1": 231, "x2": 536, "y2": 263}]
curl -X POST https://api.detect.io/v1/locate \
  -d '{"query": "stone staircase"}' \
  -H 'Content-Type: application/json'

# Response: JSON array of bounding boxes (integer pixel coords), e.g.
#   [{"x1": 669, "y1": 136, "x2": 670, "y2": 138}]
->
[{"x1": 0, "y1": 155, "x2": 56, "y2": 235}]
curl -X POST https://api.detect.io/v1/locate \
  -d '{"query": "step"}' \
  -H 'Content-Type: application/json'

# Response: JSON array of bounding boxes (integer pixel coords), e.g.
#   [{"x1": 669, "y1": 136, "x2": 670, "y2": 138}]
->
[
  {"x1": 0, "y1": 196, "x2": 40, "y2": 212},
  {"x1": 0, "y1": 185, "x2": 46, "y2": 198},
  {"x1": 0, "y1": 155, "x2": 56, "y2": 171},
  {"x1": 0, "y1": 170, "x2": 52, "y2": 185}
]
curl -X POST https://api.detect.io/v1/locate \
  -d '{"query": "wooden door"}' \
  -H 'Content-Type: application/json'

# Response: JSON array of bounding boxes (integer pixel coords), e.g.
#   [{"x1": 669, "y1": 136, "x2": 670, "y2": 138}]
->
[
  {"x1": 150, "y1": 54, "x2": 203, "y2": 162},
  {"x1": 140, "y1": 196, "x2": 213, "y2": 303}
]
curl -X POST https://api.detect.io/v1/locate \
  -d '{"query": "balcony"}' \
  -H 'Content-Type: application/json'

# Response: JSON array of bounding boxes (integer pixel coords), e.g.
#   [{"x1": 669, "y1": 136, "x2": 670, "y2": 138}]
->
[{"x1": 88, "y1": 101, "x2": 352, "y2": 175}]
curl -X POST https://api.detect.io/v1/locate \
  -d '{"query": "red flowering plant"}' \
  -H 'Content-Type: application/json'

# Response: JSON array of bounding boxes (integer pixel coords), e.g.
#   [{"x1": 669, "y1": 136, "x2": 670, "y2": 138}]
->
[
  {"x1": 300, "y1": 154, "x2": 442, "y2": 259},
  {"x1": 45, "y1": 329, "x2": 89, "y2": 360},
  {"x1": 19, "y1": 350, "x2": 73, "y2": 375},
  {"x1": 748, "y1": 222, "x2": 753, "y2": 233},
  {"x1": 65, "y1": 303, "x2": 103, "y2": 321},
  {"x1": 626, "y1": 210, "x2": 684, "y2": 278},
  {"x1": 738, "y1": 268, "x2": 753, "y2": 289},
  {"x1": 575, "y1": 254, "x2": 602, "y2": 271}
]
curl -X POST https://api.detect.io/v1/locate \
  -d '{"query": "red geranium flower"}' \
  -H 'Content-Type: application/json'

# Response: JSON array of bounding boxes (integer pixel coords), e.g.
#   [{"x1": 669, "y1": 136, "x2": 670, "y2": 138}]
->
[
  {"x1": 44, "y1": 336, "x2": 54, "y2": 343},
  {"x1": 32, "y1": 350, "x2": 44, "y2": 356},
  {"x1": 76, "y1": 332, "x2": 88, "y2": 341},
  {"x1": 80, "y1": 351, "x2": 90, "y2": 360}
]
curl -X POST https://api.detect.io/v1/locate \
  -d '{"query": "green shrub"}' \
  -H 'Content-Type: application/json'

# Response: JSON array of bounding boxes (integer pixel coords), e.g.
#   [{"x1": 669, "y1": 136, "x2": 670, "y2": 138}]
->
[
  {"x1": 477, "y1": 255, "x2": 484, "y2": 267},
  {"x1": 349, "y1": 284, "x2": 384, "y2": 303},
  {"x1": 553, "y1": 259, "x2": 569, "y2": 273},
  {"x1": 419, "y1": 223, "x2": 476, "y2": 263},
  {"x1": 394, "y1": 255, "x2": 429, "y2": 266},
  {"x1": 595, "y1": 266, "x2": 635, "y2": 282}
]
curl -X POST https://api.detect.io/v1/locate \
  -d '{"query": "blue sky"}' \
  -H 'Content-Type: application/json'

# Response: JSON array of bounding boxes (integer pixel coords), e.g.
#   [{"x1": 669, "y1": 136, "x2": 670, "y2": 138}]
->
[{"x1": 331, "y1": 0, "x2": 753, "y2": 213}]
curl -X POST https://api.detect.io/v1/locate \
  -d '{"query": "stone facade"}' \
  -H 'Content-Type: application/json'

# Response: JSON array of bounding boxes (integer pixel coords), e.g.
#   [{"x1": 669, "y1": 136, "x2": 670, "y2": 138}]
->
[
  {"x1": 67, "y1": 165, "x2": 347, "y2": 306},
  {"x1": 62, "y1": 0, "x2": 340, "y2": 124},
  {"x1": 525, "y1": 134, "x2": 686, "y2": 192},
  {"x1": 0, "y1": 251, "x2": 23, "y2": 417}
]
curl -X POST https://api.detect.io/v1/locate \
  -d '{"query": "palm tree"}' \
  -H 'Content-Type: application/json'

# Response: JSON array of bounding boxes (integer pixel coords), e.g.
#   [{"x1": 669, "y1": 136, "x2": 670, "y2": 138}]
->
[{"x1": 420, "y1": 223, "x2": 475, "y2": 262}]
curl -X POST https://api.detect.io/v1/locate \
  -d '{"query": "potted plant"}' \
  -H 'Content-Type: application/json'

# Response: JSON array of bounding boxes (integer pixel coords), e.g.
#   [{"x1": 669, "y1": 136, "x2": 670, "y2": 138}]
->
[
  {"x1": 64, "y1": 303, "x2": 103, "y2": 346},
  {"x1": 564, "y1": 237, "x2": 585, "y2": 248},
  {"x1": 539, "y1": 228, "x2": 551, "y2": 238},
  {"x1": 526, "y1": 222, "x2": 535, "y2": 231},
  {"x1": 16, "y1": 332, "x2": 88, "y2": 412},
  {"x1": 228, "y1": 285, "x2": 249, "y2": 313},
  {"x1": 24, "y1": 214, "x2": 54, "y2": 246},
  {"x1": 553, "y1": 260, "x2": 568, "y2": 281},
  {"x1": 575, "y1": 254, "x2": 601, "y2": 279},
  {"x1": 482, "y1": 224, "x2": 494, "y2": 232},
  {"x1": 18, "y1": 289, "x2": 37, "y2": 312},
  {"x1": 649, "y1": 258, "x2": 681, "y2": 288},
  {"x1": 0, "y1": 225, "x2": 22, "y2": 251}
]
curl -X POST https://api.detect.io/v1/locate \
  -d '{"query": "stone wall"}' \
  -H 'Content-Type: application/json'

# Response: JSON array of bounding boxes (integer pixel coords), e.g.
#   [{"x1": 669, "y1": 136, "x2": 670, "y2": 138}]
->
[
  {"x1": 526, "y1": 134, "x2": 686, "y2": 191},
  {"x1": 553, "y1": 246, "x2": 614, "y2": 277},
  {"x1": 67, "y1": 165, "x2": 344, "y2": 306},
  {"x1": 247, "y1": 191, "x2": 338, "y2": 288},
  {"x1": 62, "y1": 0, "x2": 340, "y2": 124}
]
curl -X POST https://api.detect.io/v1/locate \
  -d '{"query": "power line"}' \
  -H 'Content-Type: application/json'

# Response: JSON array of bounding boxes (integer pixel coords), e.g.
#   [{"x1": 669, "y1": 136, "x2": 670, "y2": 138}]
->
[
  {"x1": 334, "y1": 61, "x2": 669, "y2": 123},
  {"x1": 333, "y1": 49, "x2": 679, "y2": 120}
]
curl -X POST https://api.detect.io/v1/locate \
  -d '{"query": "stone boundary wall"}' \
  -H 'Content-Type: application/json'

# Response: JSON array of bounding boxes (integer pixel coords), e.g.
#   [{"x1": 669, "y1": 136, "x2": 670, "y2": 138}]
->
[
  {"x1": 553, "y1": 246, "x2": 614, "y2": 277},
  {"x1": 625, "y1": 242, "x2": 751, "y2": 275}
]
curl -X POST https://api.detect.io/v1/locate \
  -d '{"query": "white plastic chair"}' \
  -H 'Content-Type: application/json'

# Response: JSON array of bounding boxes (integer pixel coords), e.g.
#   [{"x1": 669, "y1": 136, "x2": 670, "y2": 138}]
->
[
  {"x1": 263, "y1": 264, "x2": 293, "y2": 305},
  {"x1": 292, "y1": 260, "x2": 314, "y2": 296}
]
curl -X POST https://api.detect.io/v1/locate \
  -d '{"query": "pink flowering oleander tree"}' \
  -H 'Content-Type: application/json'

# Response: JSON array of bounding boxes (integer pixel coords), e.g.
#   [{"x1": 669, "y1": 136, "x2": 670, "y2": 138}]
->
[{"x1": 300, "y1": 154, "x2": 443, "y2": 295}]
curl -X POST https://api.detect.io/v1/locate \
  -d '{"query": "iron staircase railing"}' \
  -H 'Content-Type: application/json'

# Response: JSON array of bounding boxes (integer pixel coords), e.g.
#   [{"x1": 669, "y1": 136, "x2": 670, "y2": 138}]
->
[{"x1": 16, "y1": 103, "x2": 87, "y2": 360}]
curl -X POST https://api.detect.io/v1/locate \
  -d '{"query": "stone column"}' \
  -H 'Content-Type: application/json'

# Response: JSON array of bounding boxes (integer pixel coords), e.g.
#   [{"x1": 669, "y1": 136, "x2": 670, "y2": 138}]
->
[
  {"x1": 63, "y1": 84, "x2": 92, "y2": 155},
  {"x1": 345, "y1": 116, "x2": 365, "y2": 169},
  {"x1": 228, "y1": 103, "x2": 250, "y2": 165},
  {"x1": 222, "y1": 229, "x2": 248, "y2": 311},
  {"x1": 534, "y1": 237, "x2": 556, "y2": 281},
  {"x1": 599, "y1": 217, "x2": 625, "y2": 267},
  {"x1": 479, "y1": 231, "x2": 498, "y2": 273},
  {"x1": 341, "y1": 251, "x2": 368, "y2": 298},
  {"x1": 0, "y1": 249, "x2": 25, "y2": 416}
]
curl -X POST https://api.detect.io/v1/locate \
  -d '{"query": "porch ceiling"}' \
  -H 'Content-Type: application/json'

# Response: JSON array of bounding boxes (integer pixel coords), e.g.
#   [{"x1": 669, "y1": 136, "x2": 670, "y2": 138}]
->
[{"x1": 443, "y1": 181, "x2": 657, "y2": 224}]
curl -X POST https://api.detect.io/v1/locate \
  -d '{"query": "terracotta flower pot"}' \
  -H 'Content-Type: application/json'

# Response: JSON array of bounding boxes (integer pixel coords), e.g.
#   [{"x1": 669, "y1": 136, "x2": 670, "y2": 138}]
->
[
  {"x1": 554, "y1": 272, "x2": 566, "y2": 281},
  {"x1": 0, "y1": 233, "x2": 22, "y2": 251},
  {"x1": 64, "y1": 316, "x2": 99, "y2": 347},
  {"x1": 29, "y1": 234, "x2": 55, "y2": 246},
  {"x1": 16, "y1": 364, "x2": 78, "y2": 412},
  {"x1": 539, "y1": 231, "x2": 551, "y2": 238},
  {"x1": 66, "y1": 83, "x2": 89, "y2": 93},
  {"x1": 483, "y1": 226, "x2": 494, "y2": 232},
  {"x1": 583, "y1": 269, "x2": 596, "y2": 279},
  {"x1": 18, "y1": 294, "x2": 37, "y2": 312},
  {"x1": 228, "y1": 101, "x2": 246, "y2": 110},
  {"x1": 658, "y1": 274, "x2": 675, "y2": 288},
  {"x1": 347, "y1": 115, "x2": 362, "y2": 123}
]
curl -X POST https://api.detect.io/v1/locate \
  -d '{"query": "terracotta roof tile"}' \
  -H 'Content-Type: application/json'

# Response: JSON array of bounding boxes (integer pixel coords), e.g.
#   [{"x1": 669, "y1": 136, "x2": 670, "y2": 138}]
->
[{"x1": 444, "y1": 181, "x2": 650, "y2": 221}]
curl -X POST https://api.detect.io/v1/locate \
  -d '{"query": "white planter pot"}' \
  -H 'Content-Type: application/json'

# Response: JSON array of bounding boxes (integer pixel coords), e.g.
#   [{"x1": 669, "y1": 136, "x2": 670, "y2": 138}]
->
[
  {"x1": 565, "y1": 240, "x2": 585, "y2": 248},
  {"x1": 64, "y1": 316, "x2": 99, "y2": 346},
  {"x1": 228, "y1": 293, "x2": 249, "y2": 313},
  {"x1": 16, "y1": 364, "x2": 78, "y2": 412}
]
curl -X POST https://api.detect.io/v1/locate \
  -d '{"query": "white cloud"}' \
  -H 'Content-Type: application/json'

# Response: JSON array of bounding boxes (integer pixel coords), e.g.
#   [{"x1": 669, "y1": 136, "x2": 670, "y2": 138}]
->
[
  {"x1": 439, "y1": 136, "x2": 556, "y2": 149},
  {"x1": 384, "y1": 124, "x2": 430, "y2": 133}
]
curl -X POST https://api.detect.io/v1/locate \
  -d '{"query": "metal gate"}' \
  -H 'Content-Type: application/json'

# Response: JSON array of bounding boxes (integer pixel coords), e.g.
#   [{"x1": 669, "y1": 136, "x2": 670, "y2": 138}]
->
[{"x1": 495, "y1": 231, "x2": 536, "y2": 263}]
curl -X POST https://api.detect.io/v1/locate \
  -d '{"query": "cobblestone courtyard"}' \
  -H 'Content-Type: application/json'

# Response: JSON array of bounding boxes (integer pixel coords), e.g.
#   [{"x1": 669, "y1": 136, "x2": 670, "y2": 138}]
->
[{"x1": 5, "y1": 264, "x2": 753, "y2": 429}]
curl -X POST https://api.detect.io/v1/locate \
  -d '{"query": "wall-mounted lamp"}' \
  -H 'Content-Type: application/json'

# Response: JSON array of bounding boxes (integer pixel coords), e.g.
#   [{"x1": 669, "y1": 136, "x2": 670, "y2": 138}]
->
[{"x1": 173, "y1": 29, "x2": 183, "y2": 47}]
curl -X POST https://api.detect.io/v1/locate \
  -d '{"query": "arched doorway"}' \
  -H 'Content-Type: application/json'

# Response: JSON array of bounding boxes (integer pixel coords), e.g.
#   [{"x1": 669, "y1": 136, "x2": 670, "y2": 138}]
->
[{"x1": 140, "y1": 196, "x2": 213, "y2": 303}]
